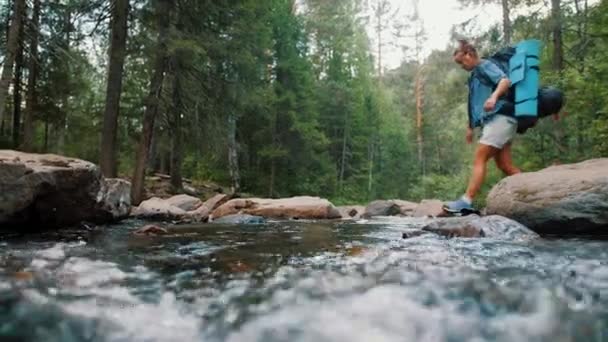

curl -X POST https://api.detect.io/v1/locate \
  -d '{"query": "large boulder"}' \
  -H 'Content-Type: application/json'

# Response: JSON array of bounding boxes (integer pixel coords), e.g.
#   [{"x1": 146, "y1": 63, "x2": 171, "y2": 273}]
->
[
  {"x1": 210, "y1": 196, "x2": 342, "y2": 220},
  {"x1": 0, "y1": 150, "x2": 131, "y2": 228},
  {"x1": 486, "y1": 159, "x2": 608, "y2": 234},
  {"x1": 419, "y1": 215, "x2": 539, "y2": 240}
]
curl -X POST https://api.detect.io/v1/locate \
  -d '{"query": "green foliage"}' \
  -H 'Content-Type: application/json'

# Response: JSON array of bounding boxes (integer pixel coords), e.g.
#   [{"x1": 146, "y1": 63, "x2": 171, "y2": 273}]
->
[{"x1": 1, "y1": 0, "x2": 606, "y2": 206}]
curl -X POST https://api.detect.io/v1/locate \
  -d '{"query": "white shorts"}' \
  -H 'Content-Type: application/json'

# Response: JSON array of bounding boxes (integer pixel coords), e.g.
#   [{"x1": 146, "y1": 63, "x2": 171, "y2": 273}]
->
[{"x1": 479, "y1": 114, "x2": 517, "y2": 149}]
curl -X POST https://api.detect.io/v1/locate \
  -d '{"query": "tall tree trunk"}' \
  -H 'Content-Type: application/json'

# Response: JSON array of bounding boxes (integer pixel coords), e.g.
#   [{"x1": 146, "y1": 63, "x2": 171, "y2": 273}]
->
[
  {"x1": 56, "y1": 7, "x2": 71, "y2": 154},
  {"x1": 269, "y1": 158, "x2": 276, "y2": 197},
  {"x1": 131, "y1": 0, "x2": 172, "y2": 205},
  {"x1": 43, "y1": 119, "x2": 49, "y2": 152},
  {"x1": 0, "y1": 0, "x2": 25, "y2": 131},
  {"x1": 376, "y1": 8, "x2": 382, "y2": 77},
  {"x1": 268, "y1": 110, "x2": 277, "y2": 198},
  {"x1": 338, "y1": 112, "x2": 349, "y2": 194},
  {"x1": 551, "y1": 0, "x2": 564, "y2": 71},
  {"x1": 21, "y1": 0, "x2": 40, "y2": 152},
  {"x1": 367, "y1": 137, "x2": 375, "y2": 197},
  {"x1": 415, "y1": 65, "x2": 425, "y2": 176},
  {"x1": 169, "y1": 60, "x2": 183, "y2": 192},
  {"x1": 551, "y1": 0, "x2": 566, "y2": 156},
  {"x1": 12, "y1": 14, "x2": 24, "y2": 148},
  {"x1": 227, "y1": 112, "x2": 241, "y2": 194},
  {"x1": 501, "y1": 0, "x2": 512, "y2": 45},
  {"x1": 100, "y1": 0, "x2": 130, "y2": 177}
]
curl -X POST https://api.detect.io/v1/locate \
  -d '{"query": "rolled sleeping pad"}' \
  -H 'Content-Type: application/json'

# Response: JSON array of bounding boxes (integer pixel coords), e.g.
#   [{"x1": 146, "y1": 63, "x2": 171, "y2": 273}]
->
[{"x1": 510, "y1": 39, "x2": 541, "y2": 118}]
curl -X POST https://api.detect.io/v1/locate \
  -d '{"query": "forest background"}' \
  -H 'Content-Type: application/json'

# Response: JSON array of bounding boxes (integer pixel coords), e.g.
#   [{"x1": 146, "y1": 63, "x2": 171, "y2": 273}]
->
[{"x1": 0, "y1": 0, "x2": 606, "y2": 206}]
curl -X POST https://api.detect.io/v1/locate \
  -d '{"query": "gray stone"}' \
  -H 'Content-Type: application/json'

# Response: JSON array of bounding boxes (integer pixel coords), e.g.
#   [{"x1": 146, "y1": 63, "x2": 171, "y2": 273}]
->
[
  {"x1": 363, "y1": 200, "x2": 401, "y2": 218},
  {"x1": 212, "y1": 214, "x2": 266, "y2": 225},
  {"x1": 421, "y1": 215, "x2": 539, "y2": 240}
]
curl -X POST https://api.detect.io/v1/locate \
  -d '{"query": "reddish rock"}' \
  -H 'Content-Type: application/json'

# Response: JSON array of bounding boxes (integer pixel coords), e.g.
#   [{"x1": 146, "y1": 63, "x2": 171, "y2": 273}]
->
[
  {"x1": 412, "y1": 200, "x2": 449, "y2": 218},
  {"x1": 165, "y1": 194, "x2": 202, "y2": 211},
  {"x1": 210, "y1": 196, "x2": 342, "y2": 220},
  {"x1": 337, "y1": 206, "x2": 366, "y2": 219},
  {"x1": 133, "y1": 224, "x2": 169, "y2": 236}
]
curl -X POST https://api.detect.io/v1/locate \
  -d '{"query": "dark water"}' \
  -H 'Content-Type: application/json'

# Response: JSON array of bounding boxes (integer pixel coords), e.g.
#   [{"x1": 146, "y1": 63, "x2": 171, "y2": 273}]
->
[{"x1": 1, "y1": 217, "x2": 607, "y2": 342}]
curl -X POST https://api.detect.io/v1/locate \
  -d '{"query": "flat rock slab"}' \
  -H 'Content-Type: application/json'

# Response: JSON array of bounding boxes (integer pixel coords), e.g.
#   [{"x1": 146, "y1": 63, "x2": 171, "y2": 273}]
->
[
  {"x1": 486, "y1": 158, "x2": 608, "y2": 234},
  {"x1": 211, "y1": 196, "x2": 342, "y2": 220}
]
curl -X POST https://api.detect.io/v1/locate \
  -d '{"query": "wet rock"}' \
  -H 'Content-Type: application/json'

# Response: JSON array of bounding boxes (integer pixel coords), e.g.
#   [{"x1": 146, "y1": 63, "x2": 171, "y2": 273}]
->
[
  {"x1": 97, "y1": 178, "x2": 131, "y2": 221},
  {"x1": 421, "y1": 215, "x2": 539, "y2": 240},
  {"x1": 165, "y1": 194, "x2": 202, "y2": 212},
  {"x1": 393, "y1": 200, "x2": 418, "y2": 216},
  {"x1": 0, "y1": 150, "x2": 131, "y2": 228},
  {"x1": 362, "y1": 200, "x2": 418, "y2": 218},
  {"x1": 210, "y1": 196, "x2": 342, "y2": 220},
  {"x1": 212, "y1": 214, "x2": 266, "y2": 225},
  {"x1": 13, "y1": 271, "x2": 34, "y2": 281},
  {"x1": 337, "y1": 206, "x2": 366, "y2": 219},
  {"x1": 486, "y1": 158, "x2": 608, "y2": 234},
  {"x1": 363, "y1": 200, "x2": 401, "y2": 218},
  {"x1": 133, "y1": 224, "x2": 169, "y2": 236},
  {"x1": 412, "y1": 200, "x2": 449, "y2": 218},
  {"x1": 401, "y1": 230, "x2": 431, "y2": 239}
]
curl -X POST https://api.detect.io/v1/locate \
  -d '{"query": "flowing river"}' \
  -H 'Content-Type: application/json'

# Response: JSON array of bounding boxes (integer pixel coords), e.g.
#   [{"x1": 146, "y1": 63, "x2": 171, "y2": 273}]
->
[{"x1": 1, "y1": 218, "x2": 607, "y2": 341}]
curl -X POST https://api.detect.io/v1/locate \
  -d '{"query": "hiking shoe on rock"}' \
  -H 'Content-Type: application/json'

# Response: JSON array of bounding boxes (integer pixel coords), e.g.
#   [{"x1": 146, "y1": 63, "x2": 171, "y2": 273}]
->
[{"x1": 443, "y1": 198, "x2": 474, "y2": 213}]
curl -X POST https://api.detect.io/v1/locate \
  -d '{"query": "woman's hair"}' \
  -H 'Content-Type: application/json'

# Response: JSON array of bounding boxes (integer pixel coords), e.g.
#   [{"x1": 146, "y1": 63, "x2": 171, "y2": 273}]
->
[{"x1": 454, "y1": 39, "x2": 478, "y2": 57}]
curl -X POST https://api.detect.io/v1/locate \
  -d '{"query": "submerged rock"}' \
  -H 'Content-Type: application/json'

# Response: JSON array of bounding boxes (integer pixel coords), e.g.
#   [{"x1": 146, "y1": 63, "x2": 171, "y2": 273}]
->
[
  {"x1": 417, "y1": 215, "x2": 539, "y2": 240},
  {"x1": 210, "y1": 196, "x2": 342, "y2": 220},
  {"x1": 486, "y1": 158, "x2": 608, "y2": 234},
  {"x1": 0, "y1": 150, "x2": 131, "y2": 228},
  {"x1": 133, "y1": 224, "x2": 169, "y2": 236},
  {"x1": 212, "y1": 214, "x2": 266, "y2": 225}
]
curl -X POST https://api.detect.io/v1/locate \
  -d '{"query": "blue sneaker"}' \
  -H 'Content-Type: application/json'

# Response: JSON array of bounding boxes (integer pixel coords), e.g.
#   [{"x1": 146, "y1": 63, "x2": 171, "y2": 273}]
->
[{"x1": 443, "y1": 198, "x2": 474, "y2": 214}]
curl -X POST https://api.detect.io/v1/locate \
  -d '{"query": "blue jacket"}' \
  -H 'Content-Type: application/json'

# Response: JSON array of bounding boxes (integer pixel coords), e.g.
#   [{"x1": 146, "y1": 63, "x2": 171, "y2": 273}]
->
[{"x1": 467, "y1": 60, "x2": 511, "y2": 128}]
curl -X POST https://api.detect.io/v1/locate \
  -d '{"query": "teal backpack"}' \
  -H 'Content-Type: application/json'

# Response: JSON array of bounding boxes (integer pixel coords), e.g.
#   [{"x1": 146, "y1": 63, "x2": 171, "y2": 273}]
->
[{"x1": 476, "y1": 39, "x2": 564, "y2": 133}]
